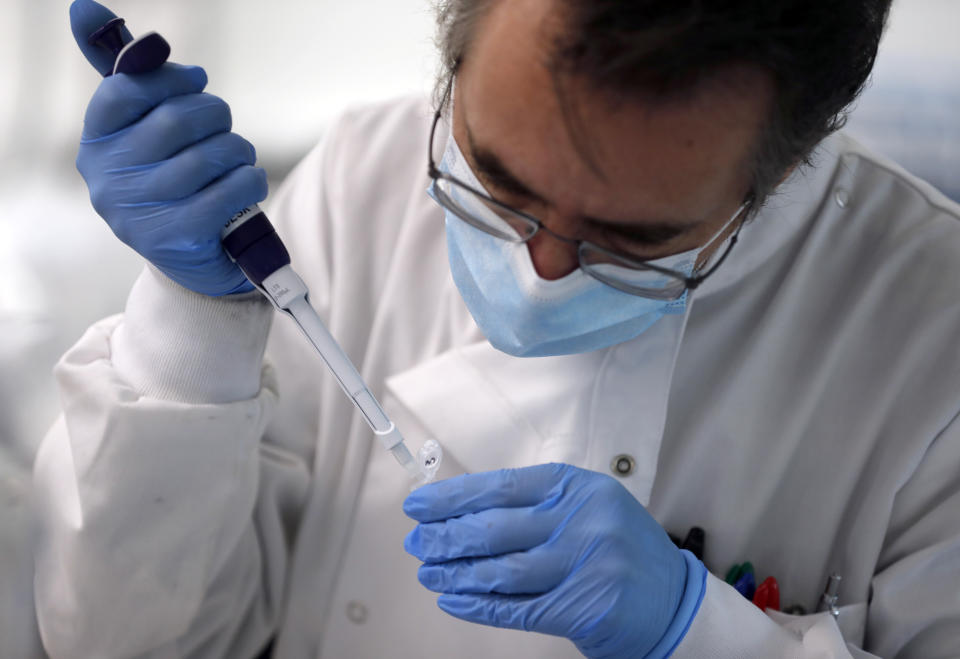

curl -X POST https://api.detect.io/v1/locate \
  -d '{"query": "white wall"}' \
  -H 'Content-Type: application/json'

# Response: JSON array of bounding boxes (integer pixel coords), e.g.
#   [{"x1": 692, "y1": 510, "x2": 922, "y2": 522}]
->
[
  {"x1": 1, "y1": 0, "x2": 438, "y2": 176},
  {"x1": 845, "y1": 0, "x2": 960, "y2": 200}
]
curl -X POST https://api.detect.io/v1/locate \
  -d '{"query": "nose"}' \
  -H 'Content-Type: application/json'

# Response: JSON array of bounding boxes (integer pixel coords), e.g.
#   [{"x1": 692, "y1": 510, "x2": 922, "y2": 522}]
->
[{"x1": 526, "y1": 231, "x2": 579, "y2": 280}]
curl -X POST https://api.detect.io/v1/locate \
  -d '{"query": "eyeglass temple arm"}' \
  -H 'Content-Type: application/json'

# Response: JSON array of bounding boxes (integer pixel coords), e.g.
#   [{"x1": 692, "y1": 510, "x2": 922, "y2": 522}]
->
[{"x1": 686, "y1": 208, "x2": 749, "y2": 289}]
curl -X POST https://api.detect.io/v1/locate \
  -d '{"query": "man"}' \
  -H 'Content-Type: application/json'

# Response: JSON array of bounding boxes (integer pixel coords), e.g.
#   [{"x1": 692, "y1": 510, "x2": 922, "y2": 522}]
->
[{"x1": 33, "y1": 0, "x2": 960, "y2": 657}]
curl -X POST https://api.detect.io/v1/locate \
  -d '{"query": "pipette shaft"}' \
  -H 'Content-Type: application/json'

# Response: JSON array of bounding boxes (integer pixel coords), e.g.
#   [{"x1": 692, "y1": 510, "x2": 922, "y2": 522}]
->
[{"x1": 224, "y1": 207, "x2": 420, "y2": 474}]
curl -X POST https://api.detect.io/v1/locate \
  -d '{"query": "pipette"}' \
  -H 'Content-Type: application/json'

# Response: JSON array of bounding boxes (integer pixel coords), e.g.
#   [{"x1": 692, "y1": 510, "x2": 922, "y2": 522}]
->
[
  {"x1": 87, "y1": 11, "x2": 441, "y2": 485},
  {"x1": 222, "y1": 206, "x2": 442, "y2": 483}
]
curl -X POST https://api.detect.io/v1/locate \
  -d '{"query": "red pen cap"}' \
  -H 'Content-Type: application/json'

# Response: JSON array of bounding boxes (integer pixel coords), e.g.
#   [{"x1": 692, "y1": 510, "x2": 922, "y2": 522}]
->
[{"x1": 752, "y1": 576, "x2": 781, "y2": 612}]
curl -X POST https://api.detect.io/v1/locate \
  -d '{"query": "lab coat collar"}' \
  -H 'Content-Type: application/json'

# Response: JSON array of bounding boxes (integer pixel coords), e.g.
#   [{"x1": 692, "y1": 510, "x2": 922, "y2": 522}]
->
[
  {"x1": 383, "y1": 344, "x2": 605, "y2": 475},
  {"x1": 694, "y1": 133, "x2": 844, "y2": 298},
  {"x1": 382, "y1": 311, "x2": 691, "y2": 506}
]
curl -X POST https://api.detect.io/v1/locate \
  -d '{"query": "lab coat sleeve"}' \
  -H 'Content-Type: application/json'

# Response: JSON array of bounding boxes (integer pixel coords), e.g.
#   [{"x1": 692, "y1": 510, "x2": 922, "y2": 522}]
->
[
  {"x1": 865, "y1": 414, "x2": 960, "y2": 658},
  {"x1": 32, "y1": 266, "x2": 311, "y2": 659},
  {"x1": 667, "y1": 574, "x2": 874, "y2": 659}
]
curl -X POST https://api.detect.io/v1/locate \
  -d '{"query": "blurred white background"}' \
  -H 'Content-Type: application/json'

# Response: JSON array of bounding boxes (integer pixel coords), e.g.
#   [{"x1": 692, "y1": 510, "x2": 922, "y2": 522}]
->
[{"x1": 1, "y1": 0, "x2": 958, "y2": 656}]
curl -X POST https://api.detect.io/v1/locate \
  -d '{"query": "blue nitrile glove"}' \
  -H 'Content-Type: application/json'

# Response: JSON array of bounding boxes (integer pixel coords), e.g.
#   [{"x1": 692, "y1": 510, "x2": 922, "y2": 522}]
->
[
  {"x1": 70, "y1": 0, "x2": 266, "y2": 295},
  {"x1": 404, "y1": 463, "x2": 708, "y2": 659}
]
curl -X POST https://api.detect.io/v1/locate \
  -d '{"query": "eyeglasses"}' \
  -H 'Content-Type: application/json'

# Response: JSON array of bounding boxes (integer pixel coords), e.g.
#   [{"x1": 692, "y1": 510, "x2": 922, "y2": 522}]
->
[{"x1": 426, "y1": 84, "x2": 749, "y2": 301}]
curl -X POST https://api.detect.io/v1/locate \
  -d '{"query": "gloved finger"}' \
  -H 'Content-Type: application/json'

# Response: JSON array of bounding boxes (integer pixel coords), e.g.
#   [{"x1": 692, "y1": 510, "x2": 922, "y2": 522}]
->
[
  {"x1": 405, "y1": 505, "x2": 558, "y2": 562},
  {"x1": 418, "y1": 544, "x2": 570, "y2": 595},
  {"x1": 154, "y1": 248, "x2": 251, "y2": 297},
  {"x1": 70, "y1": 0, "x2": 134, "y2": 77},
  {"x1": 436, "y1": 593, "x2": 552, "y2": 634},
  {"x1": 404, "y1": 463, "x2": 572, "y2": 523},
  {"x1": 82, "y1": 63, "x2": 208, "y2": 139},
  {"x1": 105, "y1": 133, "x2": 257, "y2": 203},
  {"x1": 131, "y1": 209, "x2": 252, "y2": 296},
  {"x1": 98, "y1": 163, "x2": 266, "y2": 250},
  {"x1": 98, "y1": 93, "x2": 234, "y2": 166},
  {"x1": 184, "y1": 164, "x2": 269, "y2": 234}
]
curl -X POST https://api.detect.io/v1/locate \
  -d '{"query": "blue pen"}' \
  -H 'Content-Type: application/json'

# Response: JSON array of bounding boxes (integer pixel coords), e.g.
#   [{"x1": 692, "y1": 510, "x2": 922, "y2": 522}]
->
[{"x1": 733, "y1": 570, "x2": 757, "y2": 600}]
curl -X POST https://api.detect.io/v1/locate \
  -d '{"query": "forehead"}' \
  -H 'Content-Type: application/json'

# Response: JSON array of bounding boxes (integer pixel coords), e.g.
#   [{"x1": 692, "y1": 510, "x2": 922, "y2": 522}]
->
[{"x1": 455, "y1": 0, "x2": 770, "y2": 224}]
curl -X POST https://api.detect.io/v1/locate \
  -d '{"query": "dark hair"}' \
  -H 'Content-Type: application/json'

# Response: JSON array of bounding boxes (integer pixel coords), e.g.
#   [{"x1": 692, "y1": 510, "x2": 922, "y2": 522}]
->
[{"x1": 435, "y1": 0, "x2": 893, "y2": 210}]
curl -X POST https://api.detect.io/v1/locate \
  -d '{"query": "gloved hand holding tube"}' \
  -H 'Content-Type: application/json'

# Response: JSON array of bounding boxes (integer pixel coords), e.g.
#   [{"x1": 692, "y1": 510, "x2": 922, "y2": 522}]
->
[
  {"x1": 71, "y1": 0, "x2": 267, "y2": 296},
  {"x1": 404, "y1": 464, "x2": 708, "y2": 659}
]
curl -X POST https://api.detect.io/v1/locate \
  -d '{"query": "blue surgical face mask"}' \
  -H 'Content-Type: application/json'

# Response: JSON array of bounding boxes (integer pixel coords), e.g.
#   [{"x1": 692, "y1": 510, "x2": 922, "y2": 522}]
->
[{"x1": 430, "y1": 133, "x2": 700, "y2": 358}]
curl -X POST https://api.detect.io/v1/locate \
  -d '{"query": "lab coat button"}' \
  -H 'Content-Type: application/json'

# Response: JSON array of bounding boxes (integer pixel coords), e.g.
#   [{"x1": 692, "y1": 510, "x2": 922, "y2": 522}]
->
[
  {"x1": 346, "y1": 601, "x2": 368, "y2": 624},
  {"x1": 611, "y1": 454, "x2": 635, "y2": 477},
  {"x1": 834, "y1": 189, "x2": 850, "y2": 208}
]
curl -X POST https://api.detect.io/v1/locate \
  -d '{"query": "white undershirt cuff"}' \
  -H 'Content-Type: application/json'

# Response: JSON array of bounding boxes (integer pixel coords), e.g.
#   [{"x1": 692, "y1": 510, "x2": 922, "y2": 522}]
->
[{"x1": 111, "y1": 266, "x2": 274, "y2": 404}]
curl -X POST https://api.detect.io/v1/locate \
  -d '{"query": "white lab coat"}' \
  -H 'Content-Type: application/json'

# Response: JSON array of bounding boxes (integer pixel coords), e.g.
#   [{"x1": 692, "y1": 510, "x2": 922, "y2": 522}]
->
[{"x1": 33, "y1": 96, "x2": 960, "y2": 659}]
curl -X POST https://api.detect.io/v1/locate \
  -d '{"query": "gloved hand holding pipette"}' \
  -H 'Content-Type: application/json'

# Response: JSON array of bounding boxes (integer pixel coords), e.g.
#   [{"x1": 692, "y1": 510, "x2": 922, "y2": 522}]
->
[
  {"x1": 72, "y1": 0, "x2": 264, "y2": 297},
  {"x1": 70, "y1": 0, "x2": 439, "y2": 484}
]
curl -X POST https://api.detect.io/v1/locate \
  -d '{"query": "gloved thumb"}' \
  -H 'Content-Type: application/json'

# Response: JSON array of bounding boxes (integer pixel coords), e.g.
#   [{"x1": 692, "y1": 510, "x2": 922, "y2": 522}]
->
[{"x1": 70, "y1": 0, "x2": 133, "y2": 76}]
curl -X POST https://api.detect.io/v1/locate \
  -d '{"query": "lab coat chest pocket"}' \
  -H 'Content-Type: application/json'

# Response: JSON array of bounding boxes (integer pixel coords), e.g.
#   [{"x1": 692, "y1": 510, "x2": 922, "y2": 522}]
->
[
  {"x1": 382, "y1": 341, "x2": 602, "y2": 478},
  {"x1": 834, "y1": 602, "x2": 867, "y2": 648},
  {"x1": 767, "y1": 603, "x2": 868, "y2": 651}
]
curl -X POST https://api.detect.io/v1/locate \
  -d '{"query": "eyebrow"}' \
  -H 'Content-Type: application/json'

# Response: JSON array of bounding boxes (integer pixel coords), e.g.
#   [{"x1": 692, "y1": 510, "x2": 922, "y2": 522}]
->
[{"x1": 464, "y1": 121, "x2": 700, "y2": 246}]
